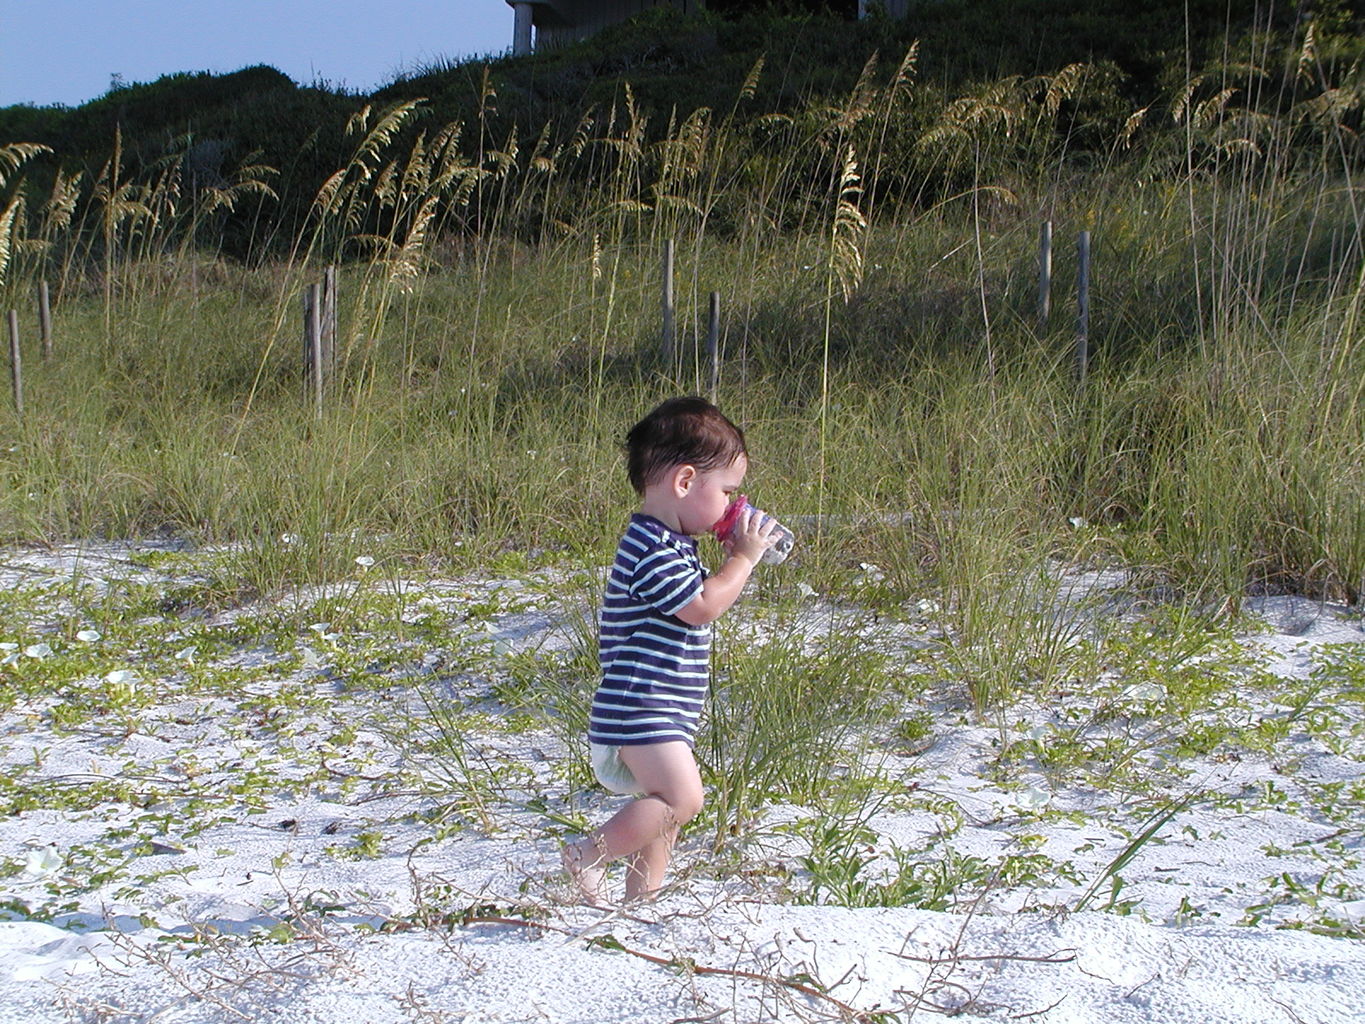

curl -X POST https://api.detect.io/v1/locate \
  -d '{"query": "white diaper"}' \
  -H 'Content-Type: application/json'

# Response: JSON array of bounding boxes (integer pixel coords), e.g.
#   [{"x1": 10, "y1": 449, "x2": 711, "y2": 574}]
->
[{"x1": 590, "y1": 743, "x2": 645, "y2": 795}]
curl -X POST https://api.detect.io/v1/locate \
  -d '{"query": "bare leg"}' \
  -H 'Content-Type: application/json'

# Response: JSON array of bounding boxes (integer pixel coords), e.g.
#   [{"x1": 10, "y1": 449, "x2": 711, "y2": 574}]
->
[
  {"x1": 622, "y1": 799, "x2": 679, "y2": 901},
  {"x1": 564, "y1": 742, "x2": 703, "y2": 904},
  {"x1": 561, "y1": 831, "x2": 610, "y2": 905}
]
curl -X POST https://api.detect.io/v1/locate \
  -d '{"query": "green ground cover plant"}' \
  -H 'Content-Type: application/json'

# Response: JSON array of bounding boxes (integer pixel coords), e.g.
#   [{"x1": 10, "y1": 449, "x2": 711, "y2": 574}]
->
[{"x1": 0, "y1": 535, "x2": 1358, "y2": 960}]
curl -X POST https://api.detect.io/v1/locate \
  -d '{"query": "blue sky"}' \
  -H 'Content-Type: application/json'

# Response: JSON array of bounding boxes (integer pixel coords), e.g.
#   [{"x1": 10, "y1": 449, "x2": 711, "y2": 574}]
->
[{"x1": 1, "y1": 1, "x2": 513, "y2": 108}]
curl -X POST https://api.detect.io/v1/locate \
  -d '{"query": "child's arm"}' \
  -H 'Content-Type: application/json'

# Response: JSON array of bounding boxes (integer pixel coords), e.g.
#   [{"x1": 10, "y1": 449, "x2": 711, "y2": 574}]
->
[{"x1": 673, "y1": 510, "x2": 775, "y2": 626}]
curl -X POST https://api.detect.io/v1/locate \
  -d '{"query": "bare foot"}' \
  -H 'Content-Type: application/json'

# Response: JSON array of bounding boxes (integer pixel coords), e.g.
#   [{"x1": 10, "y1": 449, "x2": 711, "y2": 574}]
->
[{"x1": 561, "y1": 839, "x2": 608, "y2": 906}]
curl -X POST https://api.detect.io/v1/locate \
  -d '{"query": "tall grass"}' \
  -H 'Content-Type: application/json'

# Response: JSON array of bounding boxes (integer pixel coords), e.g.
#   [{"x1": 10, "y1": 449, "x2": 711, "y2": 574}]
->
[
  {"x1": 0, "y1": 17, "x2": 1362, "y2": 716},
  {"x1": 701, "y1": 619, "x2": 893, "y2": 849}
]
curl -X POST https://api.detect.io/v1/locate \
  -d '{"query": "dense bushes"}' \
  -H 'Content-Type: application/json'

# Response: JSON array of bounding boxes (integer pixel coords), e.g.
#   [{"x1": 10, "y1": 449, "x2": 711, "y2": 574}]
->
[{"x1": 4, "y1": 2, "x2": 1359, "y2": 264}]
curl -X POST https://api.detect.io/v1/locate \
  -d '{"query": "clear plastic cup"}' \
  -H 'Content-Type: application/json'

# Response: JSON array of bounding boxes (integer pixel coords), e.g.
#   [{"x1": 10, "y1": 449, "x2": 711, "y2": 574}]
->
[{"x1": 711, "y1": 495, "x2": 795, "y2": 565}]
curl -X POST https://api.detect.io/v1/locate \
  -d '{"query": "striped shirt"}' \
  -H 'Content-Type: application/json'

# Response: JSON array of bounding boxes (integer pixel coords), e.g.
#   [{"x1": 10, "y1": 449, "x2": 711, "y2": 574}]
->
[{"x1": 589, "y1": 514, "x2": 711, "y2": 747}]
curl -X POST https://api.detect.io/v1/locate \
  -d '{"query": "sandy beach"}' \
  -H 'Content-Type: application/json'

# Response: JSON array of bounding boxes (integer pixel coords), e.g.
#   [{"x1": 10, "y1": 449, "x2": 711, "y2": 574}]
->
[{"x1": 0, "y1": 542, "x2": 1361, "y2": 1022}]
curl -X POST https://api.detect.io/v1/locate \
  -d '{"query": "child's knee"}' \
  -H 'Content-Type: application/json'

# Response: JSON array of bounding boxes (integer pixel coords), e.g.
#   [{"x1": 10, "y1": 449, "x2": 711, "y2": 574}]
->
[
  {"x1": 648, "y1": 788, "x2": 702, "y2": 828},
  {"x1": 671, "y1": 785, "x2": 703, "y2": 825}
]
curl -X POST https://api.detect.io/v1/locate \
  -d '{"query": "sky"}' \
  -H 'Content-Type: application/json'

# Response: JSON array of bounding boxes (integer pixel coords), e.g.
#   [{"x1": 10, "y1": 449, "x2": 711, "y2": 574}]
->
[{"x1": 0, "y1": 1, "x2": 514, "y2": 108}]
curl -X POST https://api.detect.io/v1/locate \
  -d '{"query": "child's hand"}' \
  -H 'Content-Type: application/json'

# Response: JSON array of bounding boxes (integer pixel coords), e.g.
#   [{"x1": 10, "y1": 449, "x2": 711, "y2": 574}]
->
[
  {"x1": 723, "y1": 507, "x2": 778, "y2": 564},
  {"x1": 679, "y1": 507, "x2": 774, "y2": 626}
]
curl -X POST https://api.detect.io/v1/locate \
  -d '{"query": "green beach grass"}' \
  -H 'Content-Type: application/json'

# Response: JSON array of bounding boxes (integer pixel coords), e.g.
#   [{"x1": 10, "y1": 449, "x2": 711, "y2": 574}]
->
[{"x1": 0, "y1": 11, "x2": 1360, "y2": 721}]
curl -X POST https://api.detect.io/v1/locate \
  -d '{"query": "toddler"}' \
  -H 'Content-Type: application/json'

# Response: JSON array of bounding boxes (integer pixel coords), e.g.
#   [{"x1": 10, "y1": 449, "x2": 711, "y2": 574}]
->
[{"x1": 562, "y1": 397, "x2": 776, "y2": 903}]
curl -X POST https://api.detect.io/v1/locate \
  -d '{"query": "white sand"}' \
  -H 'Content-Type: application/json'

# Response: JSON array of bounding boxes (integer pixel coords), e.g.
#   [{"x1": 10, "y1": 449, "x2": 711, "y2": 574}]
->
[{"x1": 0, "y1": 544, "x2": 1360, "y2": 1022}]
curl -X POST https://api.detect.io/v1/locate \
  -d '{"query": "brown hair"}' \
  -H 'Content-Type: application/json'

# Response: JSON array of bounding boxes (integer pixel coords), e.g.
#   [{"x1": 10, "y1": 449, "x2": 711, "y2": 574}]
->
[{"x1": 624, "y1": 397, "x2": 747, "y2": 495}]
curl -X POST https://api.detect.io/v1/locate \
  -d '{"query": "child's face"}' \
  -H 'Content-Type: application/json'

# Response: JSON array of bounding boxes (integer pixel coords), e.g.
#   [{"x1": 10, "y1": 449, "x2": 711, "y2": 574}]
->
[{"x1": 677, "y1": 455, "x2": 748, "y2": 536}]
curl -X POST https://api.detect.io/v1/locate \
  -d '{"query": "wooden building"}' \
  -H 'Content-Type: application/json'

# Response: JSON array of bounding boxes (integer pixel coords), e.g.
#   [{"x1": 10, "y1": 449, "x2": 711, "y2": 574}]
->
[
  {"x1": 504, "y1": 1, "x2": 911, "y2": 56},
  {"x1": 506, "y1": 0, "x2": 708, "y2": 56}
]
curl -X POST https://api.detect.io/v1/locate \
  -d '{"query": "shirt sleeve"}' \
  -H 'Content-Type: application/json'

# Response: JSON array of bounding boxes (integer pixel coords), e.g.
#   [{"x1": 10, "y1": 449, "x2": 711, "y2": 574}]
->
[{"x1": 630, "y1": 541, "x2": 703, "y2": 617}]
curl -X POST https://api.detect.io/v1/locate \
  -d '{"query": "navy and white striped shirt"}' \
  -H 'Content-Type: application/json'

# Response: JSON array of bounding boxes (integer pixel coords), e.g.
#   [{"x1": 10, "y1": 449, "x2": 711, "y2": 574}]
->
[{"x1": 589, "y1": 514, "x2": 711, "y2": 747}]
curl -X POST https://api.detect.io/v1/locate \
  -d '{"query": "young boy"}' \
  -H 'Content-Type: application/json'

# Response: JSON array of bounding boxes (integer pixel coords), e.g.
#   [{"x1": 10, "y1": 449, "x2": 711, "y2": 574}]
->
[{"x1": 562, "y1": 397, "x2": 777, "y2": 904}]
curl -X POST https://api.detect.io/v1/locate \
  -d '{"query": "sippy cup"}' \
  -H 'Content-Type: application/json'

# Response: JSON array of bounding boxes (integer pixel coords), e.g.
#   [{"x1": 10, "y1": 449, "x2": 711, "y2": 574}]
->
[{"x1": 711, "y1": 495, "x2": 795, "y2": 565}]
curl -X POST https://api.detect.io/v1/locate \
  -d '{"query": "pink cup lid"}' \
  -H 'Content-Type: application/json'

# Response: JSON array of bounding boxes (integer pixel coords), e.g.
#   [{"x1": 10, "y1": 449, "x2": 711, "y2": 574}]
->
[{"x1": 711, "y1": 494, "x2": 748, "y2": 539}]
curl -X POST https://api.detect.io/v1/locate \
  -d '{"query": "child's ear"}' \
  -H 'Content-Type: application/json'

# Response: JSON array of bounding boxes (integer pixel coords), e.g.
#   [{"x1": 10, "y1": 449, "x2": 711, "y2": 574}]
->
[{"x1": 672, "y1": 464, "x2": 697, "y2": 496}]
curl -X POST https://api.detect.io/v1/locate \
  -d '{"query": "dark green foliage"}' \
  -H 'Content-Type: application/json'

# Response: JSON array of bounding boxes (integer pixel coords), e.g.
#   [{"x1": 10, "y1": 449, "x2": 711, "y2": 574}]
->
[
  {"x1": 0, "y1": 66, "x2": 355, "y2": 259},
  {"x1": 894, "y1": 1, "x2": 1292, "y2": 91},
  {"x1": 1, "y1": 1, "x2": 1361, "y2": 261}
]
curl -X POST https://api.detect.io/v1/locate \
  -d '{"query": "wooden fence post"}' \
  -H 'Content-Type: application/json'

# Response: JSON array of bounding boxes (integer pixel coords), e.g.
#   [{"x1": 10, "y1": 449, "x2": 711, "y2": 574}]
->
[
  {"x1": 706, "y1": 291, "x2": 720, "y2": 401},
  {"x1": 1038, "y1": 221, "x2": 1052, "y2": 326},
  {"x1": 661, "y1": 239, "x2": 675, "y2": 367},
  {"x1": 7, "y1": 311, "x2": 22, "y2": 418},
  {"x1": 304, "y1": 284, "x2": 323, "y2": 418},
  {"x1": 1076, "y1": 230, "x2": 1091, "y2": 386},
  {"x1": 322, "y1": 265, "x2": 338, "y2": 377},
  {"x1": 37, "y1": 281, "x2": 52, "y2": 360}
]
